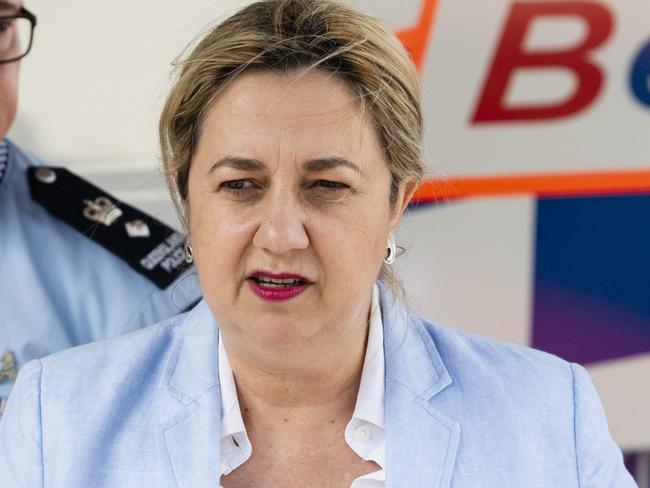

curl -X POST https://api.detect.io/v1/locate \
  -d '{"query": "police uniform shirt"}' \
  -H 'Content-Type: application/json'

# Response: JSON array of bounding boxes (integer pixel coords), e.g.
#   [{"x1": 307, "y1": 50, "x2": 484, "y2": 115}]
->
[{"x1": 0, "y1": 139, "x2": 201, "y2": 413}]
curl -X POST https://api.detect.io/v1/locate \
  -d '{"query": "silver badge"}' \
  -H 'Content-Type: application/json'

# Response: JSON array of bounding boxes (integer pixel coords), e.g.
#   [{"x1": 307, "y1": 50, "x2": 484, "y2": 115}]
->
[
  {"x1": 125, "y1": 219, "x2": 151, "y2": 238},
  {"x1": 0, "y1": 350, "x2": 17, "y2": 384},
  {"x1": 83, "y1": 197, "x2": 123, "y2": 226}
]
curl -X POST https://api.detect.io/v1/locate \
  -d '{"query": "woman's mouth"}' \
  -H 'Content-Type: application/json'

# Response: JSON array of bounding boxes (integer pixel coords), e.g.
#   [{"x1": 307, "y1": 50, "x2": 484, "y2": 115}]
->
[{"x1": 247, "y1": 272, "x2": 311, "y2": 302}]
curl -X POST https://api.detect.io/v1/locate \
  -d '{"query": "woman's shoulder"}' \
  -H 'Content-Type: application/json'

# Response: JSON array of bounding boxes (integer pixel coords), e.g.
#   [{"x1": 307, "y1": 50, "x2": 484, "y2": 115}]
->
[
  {"x1": 412, "y1": 313, "x2": 577, "y2": 387},
  {"x1": 32, "y1": 307, "x2": 198, "y2": 392},
  {"x1": 416, "y1": 314, "x2": 571, "y2": 372},
  {"x1": 0, "y1": 303, "x2": 217, "y2": 486},
  {"x1": 391, "y1": 307, "x2": 583, "y2": 414},
  {"x1": 402, "y1": 312, "x2": 634, "y2": 487},
  {"x1": 380, "y1": 309, "x2": 632, "y2": 487},
  {"x1": 380, "y1": 285, "x2": 577, "y2": 396}
]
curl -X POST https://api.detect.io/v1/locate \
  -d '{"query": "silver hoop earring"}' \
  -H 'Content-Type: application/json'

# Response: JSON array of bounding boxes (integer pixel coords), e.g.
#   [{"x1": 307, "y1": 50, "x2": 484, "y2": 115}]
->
[
  {"x1": 384, "y1": 232, "x2": 396, "y2": 265},
  {"x1": 184, "y1": 241, "x2": 193, "y2": 264}
]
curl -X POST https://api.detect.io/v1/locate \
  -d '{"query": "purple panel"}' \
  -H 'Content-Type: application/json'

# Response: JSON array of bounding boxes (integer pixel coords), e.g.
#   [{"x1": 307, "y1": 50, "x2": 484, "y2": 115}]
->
[
  {"x1": 533, "y1": 281, "x2": 650, "y2": 364},
  {"x1": 624, "y1": 453, "x2": 637, "y2": 480},
  {"x1": 533, "y1": 195, "x2": 650, "y2": 364}
]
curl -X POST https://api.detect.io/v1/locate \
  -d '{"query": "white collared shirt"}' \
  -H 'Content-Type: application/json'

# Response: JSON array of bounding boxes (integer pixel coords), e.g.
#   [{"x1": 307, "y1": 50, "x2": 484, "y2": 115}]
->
[{"x1": 219, "y1": 285, "x2": 385, "y2": 487}]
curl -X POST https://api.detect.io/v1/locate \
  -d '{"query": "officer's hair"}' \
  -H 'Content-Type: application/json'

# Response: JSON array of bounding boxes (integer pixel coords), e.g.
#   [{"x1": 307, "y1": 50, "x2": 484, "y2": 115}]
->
[{"x1": 159, "y1": 0, "x2": 424, "y2": 289}]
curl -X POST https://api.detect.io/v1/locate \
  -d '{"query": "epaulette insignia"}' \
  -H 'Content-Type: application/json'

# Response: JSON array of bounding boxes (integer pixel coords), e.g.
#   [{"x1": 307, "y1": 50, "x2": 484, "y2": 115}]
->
[
  {"x1": 0, "y1": 350, "x2": 17, "y2": 385},
  {"x1": 28, "y1": 166, "x2": 188, "y2": 289}
]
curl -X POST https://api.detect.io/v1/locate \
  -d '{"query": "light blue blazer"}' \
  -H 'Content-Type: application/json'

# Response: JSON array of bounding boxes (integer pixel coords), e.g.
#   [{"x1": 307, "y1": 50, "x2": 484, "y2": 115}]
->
[{"x1": 0, "y1": 285, "x2": 635, "y2": 487}]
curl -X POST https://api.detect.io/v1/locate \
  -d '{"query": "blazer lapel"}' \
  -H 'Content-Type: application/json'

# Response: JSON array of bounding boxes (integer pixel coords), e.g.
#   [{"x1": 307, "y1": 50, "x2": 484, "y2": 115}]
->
[
  {"x1": 158, "y1": 300, "x2": 222, "y2": 488},
  {"x1": 381, "y1": 286, "x2": 460, "y2": 488},
  {"x1": 156, "y1": 291, "x2": 460, "y2": 487}
]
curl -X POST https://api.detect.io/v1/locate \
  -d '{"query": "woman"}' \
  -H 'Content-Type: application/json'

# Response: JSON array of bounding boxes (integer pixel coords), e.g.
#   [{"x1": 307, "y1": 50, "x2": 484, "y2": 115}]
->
[{"x1": 0, "y1": 1, "x2": 635, "y2": 486}]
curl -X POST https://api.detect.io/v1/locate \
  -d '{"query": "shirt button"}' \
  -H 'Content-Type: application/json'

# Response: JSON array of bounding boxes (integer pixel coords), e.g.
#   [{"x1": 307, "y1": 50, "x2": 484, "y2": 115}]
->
[
  {"x1": 35, "y1": 168, "x2": 57, "y2": 184},
  {"x1": 355, "y1": 425, "x2": 373, "y2": 442}
]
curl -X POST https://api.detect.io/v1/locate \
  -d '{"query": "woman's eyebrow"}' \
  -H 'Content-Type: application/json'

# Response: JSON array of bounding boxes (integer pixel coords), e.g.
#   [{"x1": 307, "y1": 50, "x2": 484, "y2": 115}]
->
[
  {"x1": 208, "y1": 157, "x2": 265, "y2": 173},
  {"x1": 208, "y1": 156, "x2": 361, "y2": 174},
  {"x1": 303, "y1": 157, "x2": 361, "y2": 174}
]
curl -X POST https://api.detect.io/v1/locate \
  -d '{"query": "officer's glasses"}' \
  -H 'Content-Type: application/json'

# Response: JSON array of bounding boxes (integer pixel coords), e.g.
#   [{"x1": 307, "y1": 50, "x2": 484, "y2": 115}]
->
[{"x1": 0, "y1": 6, "x2": 36, "y2": 65}]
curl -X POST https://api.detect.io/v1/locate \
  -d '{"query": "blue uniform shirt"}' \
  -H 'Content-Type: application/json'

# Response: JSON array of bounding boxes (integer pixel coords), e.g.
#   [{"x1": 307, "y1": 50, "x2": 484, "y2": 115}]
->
[{"x1": 0, "y1": 139, "x2": 201, "y2": 411}]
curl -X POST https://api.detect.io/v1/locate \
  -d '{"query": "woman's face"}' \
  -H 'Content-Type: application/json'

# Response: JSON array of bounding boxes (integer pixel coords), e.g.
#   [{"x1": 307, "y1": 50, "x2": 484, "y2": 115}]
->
[{"x1": 187, "y1": 70, "x2": 413, "y2": 348}]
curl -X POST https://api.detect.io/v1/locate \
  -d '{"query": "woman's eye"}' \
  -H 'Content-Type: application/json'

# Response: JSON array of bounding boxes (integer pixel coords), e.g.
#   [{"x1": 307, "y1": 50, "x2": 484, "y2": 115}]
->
[
  {"x1": 305, "y1": 180, "x2": 352, "y2": 204},
  {"x1": 218, "y1": 179, "x2": 264, "y2": 201},
  {"x1": 312, "y1": 180, "x2": 349, "y2": 189},
  {"x1": 220, "y1": 179, "x2": 253, "y2": 191}
]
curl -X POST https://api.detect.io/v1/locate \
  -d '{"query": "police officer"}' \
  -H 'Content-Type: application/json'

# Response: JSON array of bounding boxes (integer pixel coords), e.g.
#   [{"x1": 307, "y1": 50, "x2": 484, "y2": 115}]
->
[{"x1": 0, "y1": 1, "x2": 201, "y2": 414}]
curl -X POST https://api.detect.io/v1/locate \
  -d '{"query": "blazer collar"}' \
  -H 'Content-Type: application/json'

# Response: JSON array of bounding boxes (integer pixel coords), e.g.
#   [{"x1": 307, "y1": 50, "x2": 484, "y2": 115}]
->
[
  {"x1": 380, "y1": 284, "x2": 460, "y2": 488},
  {"x1": 157, "y1": 290, "x2": 461, "y2": 487},
  {"x1": 158, "y1": 300, "x2": 222, "y2": 488}
]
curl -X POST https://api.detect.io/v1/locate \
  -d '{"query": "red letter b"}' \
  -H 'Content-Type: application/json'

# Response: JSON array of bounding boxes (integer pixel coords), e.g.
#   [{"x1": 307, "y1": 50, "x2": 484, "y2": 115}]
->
[{"x1": 472, "y1": 1, "x2": 613, "y2": 123}]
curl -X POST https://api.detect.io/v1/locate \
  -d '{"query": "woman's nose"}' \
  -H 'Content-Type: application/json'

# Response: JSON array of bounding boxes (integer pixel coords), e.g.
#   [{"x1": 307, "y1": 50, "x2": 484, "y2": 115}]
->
[{"x1": 252, "y1": 192, "x2": 309, "y2": 255}]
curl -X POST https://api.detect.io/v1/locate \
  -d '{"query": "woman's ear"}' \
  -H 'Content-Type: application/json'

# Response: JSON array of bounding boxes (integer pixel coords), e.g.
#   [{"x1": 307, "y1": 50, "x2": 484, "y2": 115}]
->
[{"x1": 390, "y1": 178, "x2": 419, "y2": 229}]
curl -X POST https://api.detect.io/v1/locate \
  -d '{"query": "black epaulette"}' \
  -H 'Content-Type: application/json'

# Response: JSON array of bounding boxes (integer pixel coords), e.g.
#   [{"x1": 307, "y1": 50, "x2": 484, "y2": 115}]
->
[{"x1": 28, "y1": 166, "x2": 188, "y2": 290}]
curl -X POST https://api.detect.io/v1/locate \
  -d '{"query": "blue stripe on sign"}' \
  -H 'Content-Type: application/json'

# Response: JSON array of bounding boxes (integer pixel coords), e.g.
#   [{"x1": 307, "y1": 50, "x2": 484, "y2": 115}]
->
[{"x1": 0, "y1": 139, "x2": 8, "y2": 188}]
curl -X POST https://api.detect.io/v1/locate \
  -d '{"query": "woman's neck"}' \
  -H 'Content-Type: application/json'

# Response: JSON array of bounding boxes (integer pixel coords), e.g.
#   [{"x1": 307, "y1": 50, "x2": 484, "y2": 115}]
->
[{"x1": 221, "y1": 309, "x2": 371, "y2": 433}]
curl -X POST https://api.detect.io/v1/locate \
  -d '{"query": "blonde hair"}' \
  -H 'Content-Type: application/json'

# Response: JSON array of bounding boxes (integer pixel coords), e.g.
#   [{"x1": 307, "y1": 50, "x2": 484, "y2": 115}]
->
[{"x1": 159, "y1": 0, "x2": 425, "y2": 289}]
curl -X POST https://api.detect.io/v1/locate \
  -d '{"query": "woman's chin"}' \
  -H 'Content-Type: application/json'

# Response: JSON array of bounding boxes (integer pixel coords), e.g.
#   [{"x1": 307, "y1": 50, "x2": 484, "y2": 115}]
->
[{"x1": 245, "y1": 320, "x2": 315, "y2": 348}]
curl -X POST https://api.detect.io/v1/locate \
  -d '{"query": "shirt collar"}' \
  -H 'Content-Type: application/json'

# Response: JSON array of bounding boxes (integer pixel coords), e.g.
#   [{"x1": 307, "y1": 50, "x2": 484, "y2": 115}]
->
[
  {"x1": 218, "y1": 335, "x2": 252, "y2": 476},
  {"x1": 351, "y1": 284, "x2": 385, "y2": 429},
  {"x1": 218, "y1": 283, "x2": 386, "y2": 478},
  {"x1": 344, "y1": 284, "x2": 386, "y2": 472}
]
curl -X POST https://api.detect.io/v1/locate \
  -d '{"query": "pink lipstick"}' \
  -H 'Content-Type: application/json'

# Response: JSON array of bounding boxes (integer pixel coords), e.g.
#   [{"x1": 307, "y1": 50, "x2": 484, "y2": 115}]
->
[{"x1": 247, "y1": 271, "x2": 311, "y2": 302}]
